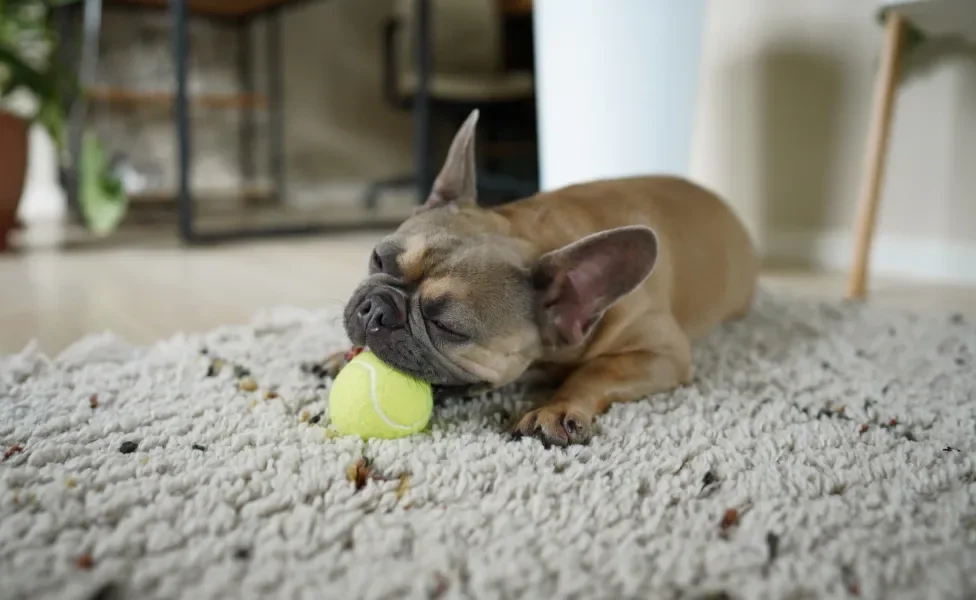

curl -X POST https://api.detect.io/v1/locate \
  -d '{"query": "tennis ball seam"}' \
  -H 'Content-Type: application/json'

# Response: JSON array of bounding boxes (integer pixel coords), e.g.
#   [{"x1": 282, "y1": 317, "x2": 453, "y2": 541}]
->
[{"x1": 351, "y1": 360, "x2": 427, "y2": 431}]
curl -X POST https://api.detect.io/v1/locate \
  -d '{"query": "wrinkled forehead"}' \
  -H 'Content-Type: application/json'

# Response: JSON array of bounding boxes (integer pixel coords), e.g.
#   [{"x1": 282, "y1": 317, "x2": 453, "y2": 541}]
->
[{"x1": 374, "y1": 229, "x2": 530, "y2": 310}]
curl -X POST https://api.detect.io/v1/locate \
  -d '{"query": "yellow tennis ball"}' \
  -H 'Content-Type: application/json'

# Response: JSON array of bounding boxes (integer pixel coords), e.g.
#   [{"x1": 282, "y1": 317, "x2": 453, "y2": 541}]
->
[{"x1": 328, "y1": 351, "x2": 433, "y2": 439}]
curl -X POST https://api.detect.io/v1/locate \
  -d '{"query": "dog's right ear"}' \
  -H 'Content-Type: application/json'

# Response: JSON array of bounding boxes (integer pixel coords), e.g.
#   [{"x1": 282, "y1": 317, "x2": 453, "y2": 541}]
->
[
  {"x1": 415, "y1": 109, "x2": 480, "y2": 214},
  {"x1": 532, "y1": 226, "x2": 659, "y2": 347}
]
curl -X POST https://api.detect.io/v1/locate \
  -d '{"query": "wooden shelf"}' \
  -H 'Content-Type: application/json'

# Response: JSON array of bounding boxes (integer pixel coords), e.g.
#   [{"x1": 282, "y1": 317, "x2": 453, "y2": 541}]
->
[
  {"x1": 110, "y1": 0, "x2": 532, "y2": 19},
  {"x1": 84, "y1": 87, "x2": 267, "y2": 110},
  {"x1": 107, "y1": 0, "x2": 301, "y2": 18},
  {"x1": 500, "y1": 0, "x2": 533, "y2": 15},
  {"x1": 128, "y1": 185, "x2": 274, "y2": 205}
]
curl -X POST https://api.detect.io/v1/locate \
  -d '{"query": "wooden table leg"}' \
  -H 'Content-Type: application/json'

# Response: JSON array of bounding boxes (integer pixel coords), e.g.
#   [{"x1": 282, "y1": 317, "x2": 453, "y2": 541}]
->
[
  {"x1": 846, "y1": 12, "x2": 908, "y2": 300},
  {"x1": 413, "y1": 0, "x2": 433, "y2": 203}
]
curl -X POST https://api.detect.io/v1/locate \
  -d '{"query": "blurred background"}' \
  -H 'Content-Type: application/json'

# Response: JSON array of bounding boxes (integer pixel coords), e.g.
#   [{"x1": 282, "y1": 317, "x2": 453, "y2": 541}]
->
[
  {"x1": 2, "y1": 0, "x2": 976, "y2": 353},
  {"x1": 8, "y1": 0, "x2": 541, "y2": 241}
]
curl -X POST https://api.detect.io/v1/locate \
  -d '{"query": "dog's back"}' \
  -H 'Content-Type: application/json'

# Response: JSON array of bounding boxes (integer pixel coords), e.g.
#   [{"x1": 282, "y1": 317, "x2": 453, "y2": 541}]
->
[{"x1": 494, "y1": 175, "x2": 759, "y2": 341}]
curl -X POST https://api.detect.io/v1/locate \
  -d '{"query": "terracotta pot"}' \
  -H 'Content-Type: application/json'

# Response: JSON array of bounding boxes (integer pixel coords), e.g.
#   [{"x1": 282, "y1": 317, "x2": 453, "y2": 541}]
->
[{"x1": 0, "y1": 111, "x2": 30, "y2": 252}]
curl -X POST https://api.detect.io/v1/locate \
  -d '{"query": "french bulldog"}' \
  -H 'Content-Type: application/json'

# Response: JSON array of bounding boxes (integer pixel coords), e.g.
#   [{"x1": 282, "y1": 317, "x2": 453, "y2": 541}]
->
[{"x1": 331, "y1": 110, "x2": 758, "y2": 446}]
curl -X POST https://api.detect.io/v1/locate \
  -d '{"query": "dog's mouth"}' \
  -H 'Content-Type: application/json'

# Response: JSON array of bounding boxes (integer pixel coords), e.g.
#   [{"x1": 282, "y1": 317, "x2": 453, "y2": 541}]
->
[
  {"x1": 353, "y1": 346, "x2": 487, "y2": 398},
  {"x1": 348, "y1": 338, "x2": 487, "y2": 392},
  {"x1": 365, "y1": 337, "x2": 476, "y2": 386}
]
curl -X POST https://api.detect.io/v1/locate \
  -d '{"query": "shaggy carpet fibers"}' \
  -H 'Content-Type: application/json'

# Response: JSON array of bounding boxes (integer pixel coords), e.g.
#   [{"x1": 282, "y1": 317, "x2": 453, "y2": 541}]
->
[{"x1": 1, "y1": 292, "x2": 974, "y2": 600}]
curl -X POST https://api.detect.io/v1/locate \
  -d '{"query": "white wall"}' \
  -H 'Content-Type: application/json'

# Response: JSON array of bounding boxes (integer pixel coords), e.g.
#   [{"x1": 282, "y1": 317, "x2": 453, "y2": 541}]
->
[{"x1": 691, "y1": 0, "x2": 976, "y2": 283}]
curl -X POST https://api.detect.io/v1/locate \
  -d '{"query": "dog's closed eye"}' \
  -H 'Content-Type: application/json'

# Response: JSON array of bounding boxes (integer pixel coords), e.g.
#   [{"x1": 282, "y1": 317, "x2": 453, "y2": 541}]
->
[
  {"x1": 429, "y1": 319, "x2": 470, "y2": 342},
  {"x1": 422, "y1": 297, "x2": 471, "y2": 342}
]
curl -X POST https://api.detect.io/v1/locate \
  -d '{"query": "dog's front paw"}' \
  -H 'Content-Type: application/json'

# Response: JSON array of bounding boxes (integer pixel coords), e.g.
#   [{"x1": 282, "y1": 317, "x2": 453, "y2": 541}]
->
[
  {"x1": 316, "y1": 346, "x2": 366, "y2": 379},
  {"x1": 513, "y1": 404, "x2": 593, "y2": 447},
  {"x1": 319, "y1": 351, "x2": 350, "y2": 379}
]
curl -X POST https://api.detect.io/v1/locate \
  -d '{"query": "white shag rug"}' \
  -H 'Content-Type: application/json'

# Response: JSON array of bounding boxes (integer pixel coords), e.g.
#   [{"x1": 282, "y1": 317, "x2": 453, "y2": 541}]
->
[{"x1": 1, "y1": 292, "x2": 974, "y2": 600}]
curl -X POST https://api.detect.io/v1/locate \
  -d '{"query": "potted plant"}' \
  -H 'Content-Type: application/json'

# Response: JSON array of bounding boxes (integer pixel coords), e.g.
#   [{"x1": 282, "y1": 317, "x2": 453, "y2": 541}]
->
[
  {"x1": 0, "y1": 0, "x2": 126, "y2": 251},
  {"x1": 0, "y1": 106, "x2": 28, "y2": 251}
]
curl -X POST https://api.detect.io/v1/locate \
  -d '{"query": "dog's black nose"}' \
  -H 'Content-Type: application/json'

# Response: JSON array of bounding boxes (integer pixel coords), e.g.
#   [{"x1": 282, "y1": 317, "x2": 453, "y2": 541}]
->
[{"x1": 357, "y1": 290, "x2": 405, "y2": 332}]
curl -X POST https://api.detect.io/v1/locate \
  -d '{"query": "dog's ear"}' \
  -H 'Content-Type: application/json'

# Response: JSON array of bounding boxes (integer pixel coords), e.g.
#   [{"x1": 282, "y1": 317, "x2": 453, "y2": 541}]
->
[
  {"x1": 533, "y1": 226, "x2": 659, "y2": 346},
  {"x1": 416, "y1": 109, "x2": 479, "y2": 213}
]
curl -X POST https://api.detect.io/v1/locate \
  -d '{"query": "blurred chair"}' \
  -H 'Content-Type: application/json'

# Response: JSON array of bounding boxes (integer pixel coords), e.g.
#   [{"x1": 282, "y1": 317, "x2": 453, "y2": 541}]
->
[
  {"x1": 365, "y1": 0, "x2": 538, "y2": 209},
  {"x1": 847, "y1": 0, "x2": 976, "y2": 298}
]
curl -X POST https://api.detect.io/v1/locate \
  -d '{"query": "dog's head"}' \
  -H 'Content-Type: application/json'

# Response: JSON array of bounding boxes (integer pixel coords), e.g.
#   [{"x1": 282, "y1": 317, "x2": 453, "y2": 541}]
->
[{"x1": 343, "y1": 110, "x2": 658, "y2": 389}]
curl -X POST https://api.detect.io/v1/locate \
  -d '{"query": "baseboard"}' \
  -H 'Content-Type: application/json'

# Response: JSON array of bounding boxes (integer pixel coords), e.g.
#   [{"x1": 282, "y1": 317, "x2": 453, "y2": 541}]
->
[{"x1": 763, "y1": 230, "x2": 976, "y2": 285}]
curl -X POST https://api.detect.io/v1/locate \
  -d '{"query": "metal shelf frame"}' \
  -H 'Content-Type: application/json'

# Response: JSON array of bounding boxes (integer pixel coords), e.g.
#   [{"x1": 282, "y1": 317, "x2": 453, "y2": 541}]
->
[{"x1": 59, "y1": 0, "x2": 440, "y2": 243}]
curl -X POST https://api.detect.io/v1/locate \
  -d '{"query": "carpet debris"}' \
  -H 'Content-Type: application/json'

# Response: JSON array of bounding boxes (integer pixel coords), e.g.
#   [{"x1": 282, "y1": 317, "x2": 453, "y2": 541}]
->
[
  {"x1": 430, "y1": 572, "x2": 450, "y2": 599},
  {"x1": 238, "y1": 377, "x2": 258, "y2": 392},
  {"x1": 719, "y1": 508, "x2": 739, "y2": 538},
  {"x1": 841, "y1": 565, "x2": 860, "y2": 596},
  {"x1": 765, "y1": 532, "x2": 780, "y2": 563},
  {"x1": 695, "y1": 592, "x2": 732, "y2": 600},
  {"x1": 2, "y1": 444, "x2": 24, "y2": 462},
  {"x1": 85, "y1": 582, "x2": 120, "y2": 600},
  {"x1": 206, "y1": 358, "x2": 225, "y2": 377},
  {"x1": 396, "y1": 474, "x2": 411, "y2": 501},
  {"x1": 346, "y1": 457, "x2": 373, "y2": 491}
]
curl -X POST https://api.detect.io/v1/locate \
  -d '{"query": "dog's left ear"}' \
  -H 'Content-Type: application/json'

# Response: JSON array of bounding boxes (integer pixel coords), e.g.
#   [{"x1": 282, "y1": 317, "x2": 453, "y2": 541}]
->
[
  {"x1": 416, "y1": 109, "x2": 479, "y2": 214},
  {"x1": 533, "y1": 226, "x2": 659, "y2": 346}
]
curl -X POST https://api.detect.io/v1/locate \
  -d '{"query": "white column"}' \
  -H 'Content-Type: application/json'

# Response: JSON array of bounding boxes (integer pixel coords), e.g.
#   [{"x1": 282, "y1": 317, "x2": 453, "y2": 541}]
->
[{"x1": 532, "y1": 0, "x2": 708, "y2": 191}]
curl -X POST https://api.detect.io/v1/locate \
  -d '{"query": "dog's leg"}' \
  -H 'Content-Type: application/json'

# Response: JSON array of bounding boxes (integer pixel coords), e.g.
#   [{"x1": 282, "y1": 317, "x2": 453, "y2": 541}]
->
[
  {"x1": 514, "y1": 316, "x2": 692, "y2": 446},
  {"x1": 319, "y1": 346, "x2": 366, "y2": 379}
]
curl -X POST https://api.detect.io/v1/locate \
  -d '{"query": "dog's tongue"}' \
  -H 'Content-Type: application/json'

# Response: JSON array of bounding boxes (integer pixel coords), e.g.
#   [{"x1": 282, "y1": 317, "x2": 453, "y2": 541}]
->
[{"x1": 345, "y1": 346, "x2": 367, "y2": 361}]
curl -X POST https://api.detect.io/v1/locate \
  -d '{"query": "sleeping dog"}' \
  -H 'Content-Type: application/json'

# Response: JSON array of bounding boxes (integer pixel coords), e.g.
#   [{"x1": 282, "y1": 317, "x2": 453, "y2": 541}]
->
[{"x1": 329, "y1": 110, "x2": 758, "y2": 446}]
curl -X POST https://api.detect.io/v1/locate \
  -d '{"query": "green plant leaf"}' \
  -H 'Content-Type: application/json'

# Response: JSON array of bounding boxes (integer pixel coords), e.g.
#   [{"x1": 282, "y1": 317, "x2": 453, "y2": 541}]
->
[
  {"x1": 0, "y1": 42, "x2": 51, "y2": 97},
  {"x1": 0, "y1": 42, "x2": 71, "y2": 149},
  {"x1": 35, "y1": 93, "x2": 63, "y2": 147},
  {"x1": 0, "y1": 0, "x2": 75, "y2": 147},
  {"x1": 79, "y1": 131, "x2": 128, "y2": 236},
  {"x1": 38, "y1": 0, "x2": 86, "y2": 7}
]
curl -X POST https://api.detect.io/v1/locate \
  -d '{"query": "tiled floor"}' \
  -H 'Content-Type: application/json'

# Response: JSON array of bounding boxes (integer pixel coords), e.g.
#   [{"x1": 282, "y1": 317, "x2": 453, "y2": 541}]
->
[{"x1": 2, "y1": 232, "x2": 975, "y2": 356}]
